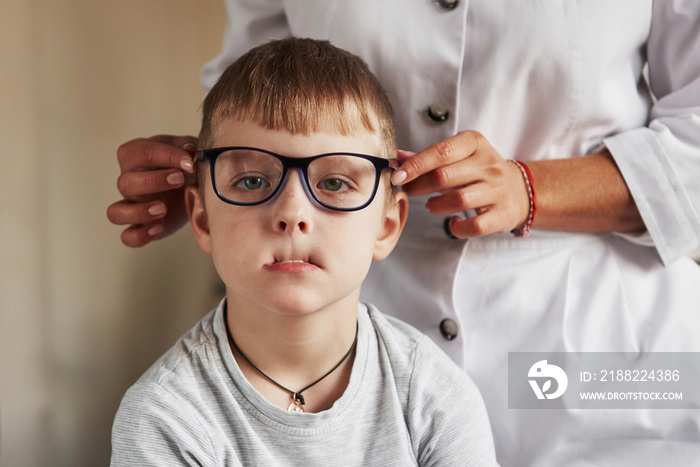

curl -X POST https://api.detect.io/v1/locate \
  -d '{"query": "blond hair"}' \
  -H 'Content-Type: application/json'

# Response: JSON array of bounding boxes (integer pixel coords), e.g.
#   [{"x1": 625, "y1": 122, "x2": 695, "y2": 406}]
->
[{"x1": 199, "y1": 37, "x2": 395, "y2": 153}]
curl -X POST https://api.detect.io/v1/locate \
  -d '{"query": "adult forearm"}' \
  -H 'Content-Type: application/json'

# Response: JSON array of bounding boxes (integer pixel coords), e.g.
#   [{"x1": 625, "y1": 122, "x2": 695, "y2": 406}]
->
[{"x1": 529, "y1": 151, "x2": 645, "y2": 233}]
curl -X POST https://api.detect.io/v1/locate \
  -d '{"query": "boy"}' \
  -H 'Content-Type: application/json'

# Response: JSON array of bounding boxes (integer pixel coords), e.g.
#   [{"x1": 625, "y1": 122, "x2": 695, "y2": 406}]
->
[{"x1": 111, "y1": 38, "x2": 497, "y2": 466}]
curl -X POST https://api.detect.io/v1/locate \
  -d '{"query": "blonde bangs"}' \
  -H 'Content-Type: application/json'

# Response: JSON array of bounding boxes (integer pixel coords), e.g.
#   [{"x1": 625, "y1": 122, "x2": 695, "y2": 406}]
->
[{"x1": 200, "y1": 38, "x2": 396, "y2": 158}]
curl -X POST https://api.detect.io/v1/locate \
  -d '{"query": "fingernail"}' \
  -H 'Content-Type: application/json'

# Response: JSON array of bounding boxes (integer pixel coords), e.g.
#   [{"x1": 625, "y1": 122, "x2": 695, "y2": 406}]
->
[
  {"x1": 182, "y1": 143, "x2": 197, "y2": 152},
  {"x1": 148, "y1": 224, "x2": 164, "y2": 237},
  {"x1": 180, "y1": 159, "x2": 194, "y2": 171},
  {"x1": 148, "y1": 203, "x2": 166, "y2": 216},
  {"x1": 391, "y1": 170, "x2": 407, "y2": 185},
  {"x1": 167, "y1": 172, "x2": 185, "y2": 185}
]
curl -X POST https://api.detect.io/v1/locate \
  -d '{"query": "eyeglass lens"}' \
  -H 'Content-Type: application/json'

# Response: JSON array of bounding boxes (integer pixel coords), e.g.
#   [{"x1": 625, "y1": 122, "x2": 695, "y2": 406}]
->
[{"x1": 213, "y1": 149, "x2": 380, "y2": 210}]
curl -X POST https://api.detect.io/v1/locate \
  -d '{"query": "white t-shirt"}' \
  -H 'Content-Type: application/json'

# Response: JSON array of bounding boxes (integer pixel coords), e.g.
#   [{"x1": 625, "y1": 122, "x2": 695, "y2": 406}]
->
[{"x1": 111, "y1": 301, "x2": 498, "y2": 466}]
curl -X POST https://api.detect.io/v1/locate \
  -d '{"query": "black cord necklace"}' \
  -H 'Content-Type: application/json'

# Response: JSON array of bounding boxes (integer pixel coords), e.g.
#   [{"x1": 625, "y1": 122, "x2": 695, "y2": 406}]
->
[{"x1": 226, "y1": 318, "x2": 358, "y2": 413}]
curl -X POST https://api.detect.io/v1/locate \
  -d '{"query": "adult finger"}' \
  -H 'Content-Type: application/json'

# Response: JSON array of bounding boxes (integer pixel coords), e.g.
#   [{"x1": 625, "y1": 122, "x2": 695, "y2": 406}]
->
[
  {"x1": 396, "y1": 149, "x2": 416, "y2": 163},
  {"x1": 120, "y1": 223, "x2": 165, "y2": 248},
  {"x1": 116, "y1": 168, "x2": 185, "y2": 198},
  {"x1": 401, "y1": 159, "x2": 481, "y2": 197},
  {"x1": 111, "y1": 188, "x2": 190, "y2": 247},
  {"x1": 149, "y1": 134, "x2": 199, "y2": 148},
  {"x1": 446, "y1": 211, "x2": 502, "y2": 239},
  {"x1": 107, "y1": 199, "x2": 167, "y2": 226},
  {"x1": 424, "y1": 186, "x2": 492, "y2": 216},
  {"x1": 391, "y1": 131, "x2": 481, "y2": 186},
  {"x1": 117, "y1": 136, "x2": 197, "y2": 173}
]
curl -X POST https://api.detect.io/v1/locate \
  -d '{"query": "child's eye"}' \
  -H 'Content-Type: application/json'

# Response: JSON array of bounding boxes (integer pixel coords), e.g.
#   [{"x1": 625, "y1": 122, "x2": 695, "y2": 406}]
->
[
  {"x1": 318, "y1": 178, "x2": 348, "y2": 192},
  {"x1": 235, "y1": 176, "x2": 270, "y2": 191}
]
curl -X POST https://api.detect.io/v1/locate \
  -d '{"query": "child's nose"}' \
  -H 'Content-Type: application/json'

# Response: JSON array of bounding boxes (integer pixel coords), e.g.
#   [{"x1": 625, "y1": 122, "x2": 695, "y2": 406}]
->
[{"x1": 272, "y1": 170, "x2": 312, "y2": 234}]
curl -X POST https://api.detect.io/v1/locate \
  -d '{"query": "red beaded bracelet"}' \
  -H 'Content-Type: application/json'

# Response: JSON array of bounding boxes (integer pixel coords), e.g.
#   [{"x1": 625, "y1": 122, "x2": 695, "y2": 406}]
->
[{"x1": 509, "y1": 160, "x2": 537, "y2": 238}]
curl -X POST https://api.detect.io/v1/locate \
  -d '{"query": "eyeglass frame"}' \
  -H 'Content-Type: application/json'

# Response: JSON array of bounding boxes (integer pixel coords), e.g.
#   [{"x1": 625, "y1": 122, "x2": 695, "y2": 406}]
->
[{"x1": 195, "y1": 146, "x2": 399, "y2": 212}]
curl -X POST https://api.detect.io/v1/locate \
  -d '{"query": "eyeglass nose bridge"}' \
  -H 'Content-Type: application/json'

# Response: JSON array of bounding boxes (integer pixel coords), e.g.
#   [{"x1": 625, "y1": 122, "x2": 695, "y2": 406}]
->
[{"x1": 269, "y1": 164, "x2": 322, "y2": 211}]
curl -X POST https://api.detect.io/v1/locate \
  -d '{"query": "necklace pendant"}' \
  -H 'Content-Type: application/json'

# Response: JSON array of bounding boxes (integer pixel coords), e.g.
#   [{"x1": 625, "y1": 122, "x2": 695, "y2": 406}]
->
[{"x1": 287, "y1": 399, "x2": 304, "y2": 413}]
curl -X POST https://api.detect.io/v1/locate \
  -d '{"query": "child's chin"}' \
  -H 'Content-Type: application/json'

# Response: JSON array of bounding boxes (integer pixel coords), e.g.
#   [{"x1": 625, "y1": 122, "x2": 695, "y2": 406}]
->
[
  {"x1": 265, "y1": 292, "x2": 340, "y2": 318},
  {"x1": 269, "y1": 297, "x2": 323, "y2": 317}
]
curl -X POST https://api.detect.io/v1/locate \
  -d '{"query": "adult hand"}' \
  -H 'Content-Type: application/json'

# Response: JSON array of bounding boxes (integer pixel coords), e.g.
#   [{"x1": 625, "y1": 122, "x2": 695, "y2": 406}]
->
[
  {"x1": 391, "y1": 130, "x2": 529, "y2": 238},
  {"x1": 107, "y1": 135, "x2": 198, "y2": 247}
]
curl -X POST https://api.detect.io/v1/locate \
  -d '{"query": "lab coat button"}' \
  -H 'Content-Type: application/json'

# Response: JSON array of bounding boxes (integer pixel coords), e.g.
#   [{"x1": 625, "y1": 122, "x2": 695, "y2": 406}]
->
[
  {"x1": 440, "y1": 318, "x2": 459, "y2": 340},
  {"x1": 437, "y1": 0, "x2": 459, "y2": 10},
  {"x1": 427, "y1": 103, "x2": 450, "y2": 122},
  {"x1": 443, "y1": 217, "x2": 458, "y2": 239}
]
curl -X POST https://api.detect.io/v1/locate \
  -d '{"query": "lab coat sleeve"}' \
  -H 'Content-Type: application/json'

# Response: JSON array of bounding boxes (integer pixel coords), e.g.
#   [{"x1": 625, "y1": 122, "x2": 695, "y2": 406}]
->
[
  {"x1": 604, "y1": 0, "x2": 700, "y2": 266},
  {"x1": 200, "y1": 0, "x2": 290, "y2": 92}
]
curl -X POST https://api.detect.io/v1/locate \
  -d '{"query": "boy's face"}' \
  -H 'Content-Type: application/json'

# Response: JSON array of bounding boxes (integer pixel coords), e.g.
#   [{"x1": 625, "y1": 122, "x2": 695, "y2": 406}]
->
[{"x1": 186, "y1": 118, "x2": 407, "y2": 318}]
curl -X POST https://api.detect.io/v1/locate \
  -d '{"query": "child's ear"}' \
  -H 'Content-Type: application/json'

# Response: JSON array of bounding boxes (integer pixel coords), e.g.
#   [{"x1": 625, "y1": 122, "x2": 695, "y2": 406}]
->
[
  {"x1": 373, "y1": 190, "x2": 409, "y2": 261},
  {"x1": 185, "y1": 185, "x2": 212, "y2": 253}
]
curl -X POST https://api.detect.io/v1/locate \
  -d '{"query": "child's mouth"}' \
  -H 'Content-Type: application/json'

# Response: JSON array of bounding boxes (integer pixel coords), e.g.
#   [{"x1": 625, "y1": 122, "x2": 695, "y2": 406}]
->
[
  {"x1": 264, "y1": 258, "x2": 321, "y2": 273},
  {"x1": 266, "y1": 253, "x2": 322, "y2": 269}
]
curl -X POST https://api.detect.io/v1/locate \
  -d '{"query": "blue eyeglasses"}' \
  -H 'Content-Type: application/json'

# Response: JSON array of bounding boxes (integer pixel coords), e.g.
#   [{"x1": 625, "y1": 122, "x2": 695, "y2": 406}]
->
[{"x1": 196, "y1": 147, "x2": 398, "y2": 212}]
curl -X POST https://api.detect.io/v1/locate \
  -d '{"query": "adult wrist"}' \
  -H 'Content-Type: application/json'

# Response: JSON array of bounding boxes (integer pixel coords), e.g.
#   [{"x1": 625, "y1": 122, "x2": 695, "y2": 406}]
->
[{"x1": 509, "y1": 160, "x2": 537, "y2": 238}]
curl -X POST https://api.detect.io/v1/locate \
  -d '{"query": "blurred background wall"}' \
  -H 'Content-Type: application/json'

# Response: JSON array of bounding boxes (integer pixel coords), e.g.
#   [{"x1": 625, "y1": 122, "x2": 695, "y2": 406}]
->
[{"x1": 1, "y1": 2, "x2": 225, "y2": 466}]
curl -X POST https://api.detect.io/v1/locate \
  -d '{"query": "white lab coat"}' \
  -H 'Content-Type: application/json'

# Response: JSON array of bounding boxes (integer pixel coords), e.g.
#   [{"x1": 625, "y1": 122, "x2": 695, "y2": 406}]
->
[{"x1": 202, "y1": 1, "x2": 700, "y2": 465}]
